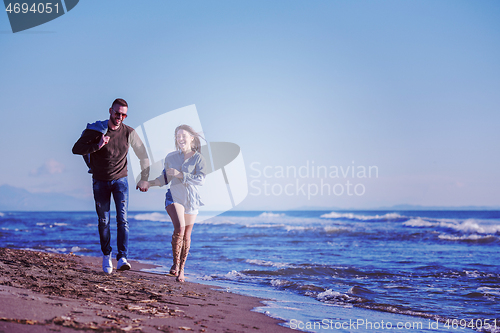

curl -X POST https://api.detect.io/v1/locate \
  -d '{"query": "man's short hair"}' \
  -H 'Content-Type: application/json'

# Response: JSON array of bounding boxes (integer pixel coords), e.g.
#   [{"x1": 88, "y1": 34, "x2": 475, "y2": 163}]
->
[{"x1": 111, "y1": 98, "x2": 128, "y2": 109}]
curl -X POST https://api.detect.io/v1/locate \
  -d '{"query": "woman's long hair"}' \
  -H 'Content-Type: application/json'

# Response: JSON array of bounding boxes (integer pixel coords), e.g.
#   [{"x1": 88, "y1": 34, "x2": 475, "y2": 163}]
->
[{"x1": 174, "y1": 124, "x2": 203, "y2": 153}]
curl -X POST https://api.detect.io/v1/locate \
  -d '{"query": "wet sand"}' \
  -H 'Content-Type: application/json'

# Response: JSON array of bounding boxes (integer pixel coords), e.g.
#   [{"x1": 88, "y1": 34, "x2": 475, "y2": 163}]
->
[{"x1": 0, "y1": 248, "x2": 293, "y2": 332}]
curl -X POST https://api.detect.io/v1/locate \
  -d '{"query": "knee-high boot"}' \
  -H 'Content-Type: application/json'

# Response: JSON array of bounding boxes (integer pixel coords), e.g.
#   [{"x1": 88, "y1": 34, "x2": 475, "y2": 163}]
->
[
  {"x1": 177, "y1": 238, "x2": 191, "y2": 282},
  {"x1": 170, "y1": 233, "x2": 183, "y2": 276}
]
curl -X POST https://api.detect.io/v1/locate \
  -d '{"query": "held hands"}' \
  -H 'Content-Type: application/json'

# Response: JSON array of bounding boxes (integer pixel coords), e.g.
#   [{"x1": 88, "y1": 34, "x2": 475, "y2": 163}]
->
[
  {"x1": 166, "y1": 168, "x2": 183, "y2": 179},
  {"x1": 98, "y1": 134, "x2": 110, "y2": 149},
  {"x1": 136, "y1": 180, "x2": 150, "y2": 192}
]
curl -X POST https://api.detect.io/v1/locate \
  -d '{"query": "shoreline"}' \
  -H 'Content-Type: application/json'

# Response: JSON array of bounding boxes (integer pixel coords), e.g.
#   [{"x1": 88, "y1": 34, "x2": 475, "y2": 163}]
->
[{"x1": 0, "y1": 248, "x2": 294, "y2": 332}]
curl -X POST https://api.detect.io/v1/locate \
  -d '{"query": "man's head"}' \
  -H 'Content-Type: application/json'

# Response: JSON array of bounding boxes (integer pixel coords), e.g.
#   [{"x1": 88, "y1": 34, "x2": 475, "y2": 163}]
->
[{"x1": 109, "y1": 98, "x2": 128, "y2": 128}]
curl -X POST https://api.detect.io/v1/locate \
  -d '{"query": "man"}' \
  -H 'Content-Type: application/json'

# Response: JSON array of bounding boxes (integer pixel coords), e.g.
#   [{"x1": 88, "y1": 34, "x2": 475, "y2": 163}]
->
[{"x1": 72, "y1": 98, "x2": 150, "y2": 274}]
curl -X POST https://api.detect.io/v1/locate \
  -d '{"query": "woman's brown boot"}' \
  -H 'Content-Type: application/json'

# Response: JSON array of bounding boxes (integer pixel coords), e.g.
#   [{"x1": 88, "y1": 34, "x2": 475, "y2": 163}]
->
[{"x1": 170, "y1": 233, "x2": 183, "y2": 276}]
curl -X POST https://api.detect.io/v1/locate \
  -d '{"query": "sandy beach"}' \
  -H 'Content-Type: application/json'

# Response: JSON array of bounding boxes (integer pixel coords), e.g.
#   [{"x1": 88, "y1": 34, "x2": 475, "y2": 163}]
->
[{"x1": 0, "y1": 248, "x2": 293, "y2": 333}]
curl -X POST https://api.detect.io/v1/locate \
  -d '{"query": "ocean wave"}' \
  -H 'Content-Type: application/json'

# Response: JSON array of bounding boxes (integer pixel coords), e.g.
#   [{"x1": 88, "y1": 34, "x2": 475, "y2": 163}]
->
[
  {"x1": 324, "y1": 226, "x2": 350, "y2": 233},
  {"x1": 438, "y1": 234, "x2": 498, "y2": 242},
  {"x1": 270, "y1": 279, "x2": 296, "y2": 288},
  {"x1": 202, "y1": 270, "x2": 253, "y2": 282},
  {"x1": 320, "y1": 212, "x2": 405, "y2": 221},
  {"x1": 221, "y1": 270, "x2": 248, "y2": 280},
  {"x1": 196, "y1": 219, "x2": 236, "y2": 225},
  {"x1": 35, "y1": 222, "x2": 68, "y2": 228},
  {"x1": 315, "y1": 288, "x2": 450, "y2": 324},
  {"x1": 246, "y1": 259, "x2": 293, "y2": 269},
  {"x1": 403, "y1": 218, "x2": 434, "y2": 227},
  {"x1": 284, "y1": 225, "x2": 317, "y2": 232},
  {"x1": 316, "y1": 289, "x2": 358, "y2": 305},
  {"x1": 244, "y1": 223, "x2": 286, "y2": 229},
  {"x1": 21, "y1": 246, "x2": 89, "y2": 254},
  {"x1": 0, "y1": 212, "x2": 4, "y2": 217},
  {"x1": 478, "y1": 286, "x2": 500, "y2": 296},
  {"x1": 69, "y1": 246, "x2": 90, "y2": 253},
  {"x1": 404, "y1": 217, "x2": 500, "y2": 235},
  {"x1": 133, "y1": 212, "x2": 170, "y2": 222},
  {"x1": 11, "y1": 229, "x2": 30, "y2": 232},
  {"x1": 267, "y1": 279, "x2": 327, "y2": 293},
  {"x1": 35, "y1": 247, "x2": 68, "y2": 254},
  {"x1": 348, "y1": 285, "x2": 376, "y2": 295},
  {"x1": 259, "y1": 212, "x2": 286, "y2": 218},
  {"x1": 442, "y1": 219, "x2": 500, "y2": 234},
  {"x1": 464, "y1": 270, "x2": 486, "y2": 279}
]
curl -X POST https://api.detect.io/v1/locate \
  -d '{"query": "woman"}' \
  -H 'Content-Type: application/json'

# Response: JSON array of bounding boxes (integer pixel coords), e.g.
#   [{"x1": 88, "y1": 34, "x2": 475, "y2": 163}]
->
[{"x1": 148, "y1": 125, "x2": 206, "y2": 282}]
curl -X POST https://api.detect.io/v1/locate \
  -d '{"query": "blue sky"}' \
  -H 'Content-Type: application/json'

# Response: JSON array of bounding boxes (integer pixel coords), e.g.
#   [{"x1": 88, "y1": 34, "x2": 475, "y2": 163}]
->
[{"x1": 0, "y1": 0, "x2": 499, "y2": 210}]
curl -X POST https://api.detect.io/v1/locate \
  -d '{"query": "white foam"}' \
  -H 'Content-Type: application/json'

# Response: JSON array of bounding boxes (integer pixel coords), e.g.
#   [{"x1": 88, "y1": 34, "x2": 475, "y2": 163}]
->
[
  {"x1": 320, "y1": 212, "x2": 403, "y2": 221},
  {"x1": 438, "y1": 234, "x2": 495, "y2": 241},
  {"x1": 324, "y1": 226, "x2": 348, "y2": 233},
  {"x1": 403, "y1": 218, "x2": 434, "y2": 227},
  {"x1": 404, "y1": 217, "x2": 500, "y2": 235},
  {"x1": 244, "y1": 223, "x2": 286, "y2": 229},
  {"x1": 259, "y1": 212, "x2": 286, "y2": 218},
  {"x1": 45, "y1": 248, "x2": 68, "y2": 254},
  {"x1": 203, "y1": 215, "x2": 326, "y2": 230},
  {"x1": 196, "y1": 219, "x2": 236, "y2": 225},
  {"x1": 284, "y1": 225, "x2": 315, "y2": 232},
  {"x1": 246, "y1": 259, "x2": 292, "y2": 268},
  {"x1": 0, "y1": 212, "x2": 4, "y2": 217},
  {"x1": 20, "y1": 247, "x2": 39, "y2": 252},
  {"x1": 223, "y1": 270, "x2": 246, "y2": 279},
  {"x1": 465, "y1": 270, "x2": 481, "y2": 278},
  {"x1": 317, "y1": 289, "x2": 343, "y2": 301},
  {"x1": 133, "y1": 212, "x2": 170, "y2": 222},
  {"x1": 478, "y1": 286, "x2": 500, "y2": 296},
  {"x1": 271, "y1": 279, "x2": 292, "y2": 287},
  {"x1": 54, "y1": 223, "x2": 67, "y2": 226},
  {"x1": 70, "y1": 246, "x2": 87, "y2": 253},
  {"x1": 443, "y1": 219, "x2": 500, "y2": 234}
]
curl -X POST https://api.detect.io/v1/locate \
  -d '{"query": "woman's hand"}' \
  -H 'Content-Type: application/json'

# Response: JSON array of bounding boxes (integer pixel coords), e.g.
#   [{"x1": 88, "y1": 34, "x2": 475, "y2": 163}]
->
[
  {"x1": 148, "y1": 179, "x2": 160, "y2": 187},
  {"x1": 166, "y1": 168, "x2": 183, "y2": 179}
]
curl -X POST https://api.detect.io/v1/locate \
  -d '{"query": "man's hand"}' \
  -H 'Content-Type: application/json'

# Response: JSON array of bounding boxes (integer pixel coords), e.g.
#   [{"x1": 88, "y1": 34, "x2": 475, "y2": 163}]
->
[
  {"x1": 136, "y1": 180, "x2": 149, "y2": 192},
  {"x1": 98, "y1": 134, "x2": 110, "y2": 149}
]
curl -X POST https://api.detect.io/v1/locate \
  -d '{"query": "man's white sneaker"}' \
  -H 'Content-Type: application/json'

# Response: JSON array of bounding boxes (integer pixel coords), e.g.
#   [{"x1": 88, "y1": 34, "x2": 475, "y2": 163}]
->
[
  {"x1": 117, "y1": 257, "x2": 131, "y2": 271},
  {"x1": 102, "y1": 253, "x2": 113, "y2": 274}
]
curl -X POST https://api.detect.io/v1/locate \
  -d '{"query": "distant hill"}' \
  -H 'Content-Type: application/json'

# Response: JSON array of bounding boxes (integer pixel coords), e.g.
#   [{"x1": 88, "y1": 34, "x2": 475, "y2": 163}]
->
[
  {"x1": 0, "y1": 184, "x2": 93, "y2": 211},
  {"x1": 379, "y1": 204, "x2": 500, "y2": 211},
  {"x1": 292, "y1": 204, "x2": 500, "y2": 211},
  {"x1": 2, "y1": 184, "x2": 498, "y2": 212}
]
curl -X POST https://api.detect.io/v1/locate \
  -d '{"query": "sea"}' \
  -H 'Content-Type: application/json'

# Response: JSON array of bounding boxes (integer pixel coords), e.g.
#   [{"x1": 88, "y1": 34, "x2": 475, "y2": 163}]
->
[{"x1": 1, "y1": 210, "x2": 499, "y2": 333}]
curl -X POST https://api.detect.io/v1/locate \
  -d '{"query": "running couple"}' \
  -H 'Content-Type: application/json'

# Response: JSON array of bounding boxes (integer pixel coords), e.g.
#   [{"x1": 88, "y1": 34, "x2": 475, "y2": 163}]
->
[{"x1": 72, "y1": 98, "x2": 206, "y2": 282}]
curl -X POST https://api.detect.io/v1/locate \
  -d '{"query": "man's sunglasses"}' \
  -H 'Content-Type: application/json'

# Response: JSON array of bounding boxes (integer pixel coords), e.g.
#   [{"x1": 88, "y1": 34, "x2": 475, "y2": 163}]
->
[{"x1": 113, "y1": 110, "x2": 128, "y2": 118}]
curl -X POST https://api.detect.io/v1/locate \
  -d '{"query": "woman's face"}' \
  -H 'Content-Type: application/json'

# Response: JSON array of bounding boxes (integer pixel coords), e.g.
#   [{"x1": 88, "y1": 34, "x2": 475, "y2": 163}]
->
[{"x1": 176, "y1": 129, "x2": 194, "y2": 151}]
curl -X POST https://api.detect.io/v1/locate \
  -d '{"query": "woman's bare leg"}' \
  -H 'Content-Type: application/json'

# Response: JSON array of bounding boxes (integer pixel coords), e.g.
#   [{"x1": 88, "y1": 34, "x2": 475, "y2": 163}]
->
[
  {"x1": 177, "y1": 214, "x2": 196, "y2": 282},
  {"x1": 166, "y1": 203, "x2": 185, "y2": 276}
]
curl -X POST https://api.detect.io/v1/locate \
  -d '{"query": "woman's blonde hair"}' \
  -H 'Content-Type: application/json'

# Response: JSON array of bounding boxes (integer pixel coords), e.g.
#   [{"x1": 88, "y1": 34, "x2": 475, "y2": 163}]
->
[{"x1": 174, "y1": 124, "x2": 202, "y2": 153}]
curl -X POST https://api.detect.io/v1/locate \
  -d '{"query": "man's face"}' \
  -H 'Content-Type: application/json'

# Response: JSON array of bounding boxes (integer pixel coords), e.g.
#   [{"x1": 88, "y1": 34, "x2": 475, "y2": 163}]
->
[{"x1": 109, "y1": 105, "x2": 128, "y2": 127}]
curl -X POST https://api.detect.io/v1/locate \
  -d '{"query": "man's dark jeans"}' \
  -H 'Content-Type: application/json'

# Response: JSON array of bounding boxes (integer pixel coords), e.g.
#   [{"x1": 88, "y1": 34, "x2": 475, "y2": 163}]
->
[{"x1": 92, "y1": 177, "x2": 129, "y2": 260}]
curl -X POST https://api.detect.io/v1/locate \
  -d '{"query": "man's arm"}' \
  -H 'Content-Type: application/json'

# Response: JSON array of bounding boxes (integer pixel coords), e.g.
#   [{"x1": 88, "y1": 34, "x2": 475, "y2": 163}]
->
[
  {"x1": 72, "y1": 129, "x2": 108, "y2": 155},
  {"x1": 129, "y1": 130, "x2": 150, "y2": 191}
]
